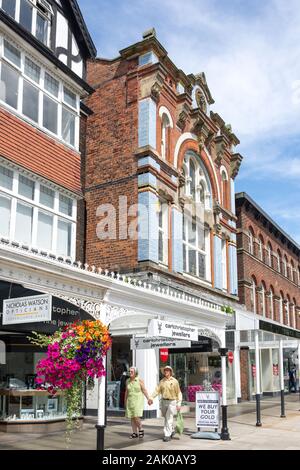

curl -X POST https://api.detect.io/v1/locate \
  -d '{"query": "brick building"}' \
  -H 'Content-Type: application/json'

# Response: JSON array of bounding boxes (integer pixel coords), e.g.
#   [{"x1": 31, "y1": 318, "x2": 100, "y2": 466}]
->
[
  {"x1": 235, "y1": 192, "x2": 300, "y2": 400},
  {"x1": 84, "y1": 29, "x2": 243, "y2": 403}
]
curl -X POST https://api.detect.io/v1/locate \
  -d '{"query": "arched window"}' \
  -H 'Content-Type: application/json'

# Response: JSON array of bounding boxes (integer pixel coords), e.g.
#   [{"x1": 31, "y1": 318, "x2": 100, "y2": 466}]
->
[
  {"x1": 290, "y1": 260, "x2": 295, "y2": 283},
  {"x1": 283, "y1": 256, "x2": 288, "y2": 277},
  {"x1": 259, "y1": 282, "x2": 266, "y2": 316},
  {"x1": 161, "y1": 113, "x2": 170, "y2": 160},
  {"x1": 286, "y1": 295, "x2": 290, "y2": 326},
  {"x1": 248, "y1": 227, "x2": 255, "y2": 255},
  {"x1": 182, "y1": 151, "x2": 212, "y2": 281},
  {"x1": 279, "y1": 292, "x2": 284, "y2": 323},
  {"x1": 190, "y1": 159, "x2": 196, "y2": 200},
  {"x1": 277, "y1": 250, "x2": 282, "y2": 273},
  {"x1": 183, "y1": 151, "x2": 212, "y2": 207},
  {"x1": 250, "y1": 276, "x2": 257, "y2": 314},
  {"x1": 298, "y1": 266, "x2": 300, "y2": 286},
  {"x1": 199, "y1": 182, "x2": 205, "y2": 204},
  {"x1": 221, "y1": 170, "x2": 229, "y2": 209},
  {"x1": 291, "y1": 300, "x2": 296, "y2": 328},
  {"x1": 267, "y1": 242, "x2": 272, "y2": 267},
  {"x1": 258, "y1": 235, "x2": 264, "y2": 261},
  {"x1": 269, "y1": 286, "x2": 274, "y2": 320}
]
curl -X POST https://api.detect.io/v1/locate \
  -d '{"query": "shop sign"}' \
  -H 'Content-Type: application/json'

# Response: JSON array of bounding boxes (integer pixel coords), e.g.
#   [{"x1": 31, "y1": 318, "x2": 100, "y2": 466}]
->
[
  {"x1": 130, "y1": 337, "x2": 191, "y2": 350},
  {"x1": 228, "y1": 351, "x2": 234, "y2": 365},
  {"x1": 251, "y1": 364, "x2": 256, "y2": 378},
  {"x1": 273, "y1": 364, "x2": 279, "y2": 376},
  {"x1": 195, "y1": 391, "x2": 220, "y2": 429},
  {"x1": 3, "y1": 294, "x2": 52, "y2": 325},
  {"x1": 160, "y1": 348, "x2": 169, "y2": 363},
  {"x1": 148, "y1": 319, "x2": 198, "y2": 341}
]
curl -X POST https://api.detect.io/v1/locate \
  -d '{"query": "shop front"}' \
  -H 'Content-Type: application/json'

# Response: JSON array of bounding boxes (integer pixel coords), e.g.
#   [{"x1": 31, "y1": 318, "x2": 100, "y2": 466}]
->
[
  {"x1": 0, "y1": 280, "x2": 94, "y2": 431},
  {"x1": 236, "y1": 309, "x2": 300, "y2": 401}
]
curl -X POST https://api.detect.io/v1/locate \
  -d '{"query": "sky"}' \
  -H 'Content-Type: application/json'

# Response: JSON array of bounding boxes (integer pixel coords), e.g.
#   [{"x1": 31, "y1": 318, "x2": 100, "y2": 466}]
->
[{"x1": 78, "y1": 0, "x2": 300, "y2": 244}]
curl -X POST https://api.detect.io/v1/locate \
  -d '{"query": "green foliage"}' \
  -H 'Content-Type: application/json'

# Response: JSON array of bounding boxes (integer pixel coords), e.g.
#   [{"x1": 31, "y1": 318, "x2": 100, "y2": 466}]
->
[{"x1": 27, "y1": 331, "x2": 55, "y2": 348}]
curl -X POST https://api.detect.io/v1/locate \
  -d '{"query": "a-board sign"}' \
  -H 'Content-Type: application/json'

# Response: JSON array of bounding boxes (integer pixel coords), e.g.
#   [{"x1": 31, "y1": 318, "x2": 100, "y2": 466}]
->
[{"x1": 195, "y1": 391, "x2": 220, "y2": 429}]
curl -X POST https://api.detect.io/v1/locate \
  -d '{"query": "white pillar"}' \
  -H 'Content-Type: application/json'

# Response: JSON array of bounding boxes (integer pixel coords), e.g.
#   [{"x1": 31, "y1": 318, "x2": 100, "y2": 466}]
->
[
  {"x1": 221, "y1": 354, "x2": 227, "y2": 406},
  {"x1": 234, "y1": 331, "x2": 241, "y2": 402},
  {"x1": 136, "y1": 349, "x2": 159, "y2": 416},
  {"x1": 97, "y1": 363, "x2": 106, "y2": 427},
  {"x1": 279, "y1": 339, "x2": 284, "y2": 391},
  {"x1": 255, "y1": 330, "x2": 261, "y2": 394}
]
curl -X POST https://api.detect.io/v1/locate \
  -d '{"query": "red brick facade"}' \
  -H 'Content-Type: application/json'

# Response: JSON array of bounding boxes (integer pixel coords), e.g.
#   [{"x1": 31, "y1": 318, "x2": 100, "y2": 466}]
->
[
  {"x1": 236, "y1": 193, "x2": 300, "y2": 330},
  {"x1": 84, "y1": 32, "x2": 242, "y2": 295},
  {"x1": 0, "y1": 107, "x2": 81, "y2": 195}
]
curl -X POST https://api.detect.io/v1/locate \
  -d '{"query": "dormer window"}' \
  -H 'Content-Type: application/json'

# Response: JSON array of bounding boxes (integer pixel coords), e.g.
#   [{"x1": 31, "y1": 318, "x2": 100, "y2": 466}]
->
[{"x1": 1, "y1": 0, "x2": 53, "y2": 47}]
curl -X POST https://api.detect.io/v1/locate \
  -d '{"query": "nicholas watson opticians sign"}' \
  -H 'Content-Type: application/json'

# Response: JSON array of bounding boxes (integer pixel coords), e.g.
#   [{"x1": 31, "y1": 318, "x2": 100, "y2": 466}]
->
[{"x1": 3, "y1": 294, "x2": 52, "y2": 325}]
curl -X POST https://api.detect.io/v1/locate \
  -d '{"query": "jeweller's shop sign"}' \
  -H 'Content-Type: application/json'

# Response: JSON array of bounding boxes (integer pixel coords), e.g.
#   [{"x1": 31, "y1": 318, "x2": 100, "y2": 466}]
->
[
  {"x1": 148, "y1": 319, "x2": 198, "y2": 341},
  {"x1": 3, "y1": 294, "x2": 52, "y2": 324}
]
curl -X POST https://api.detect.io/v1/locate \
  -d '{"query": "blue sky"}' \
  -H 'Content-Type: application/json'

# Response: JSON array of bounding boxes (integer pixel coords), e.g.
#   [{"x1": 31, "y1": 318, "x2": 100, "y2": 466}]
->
[{"x1": 78, "y1": 0, "x2": 300, "y2": 244}]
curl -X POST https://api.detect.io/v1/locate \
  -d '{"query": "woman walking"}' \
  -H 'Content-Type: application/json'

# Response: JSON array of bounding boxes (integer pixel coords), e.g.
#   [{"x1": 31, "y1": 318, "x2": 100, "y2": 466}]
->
[{"x1": 125, "y1": 366, "x2": 150, "y2": 439}]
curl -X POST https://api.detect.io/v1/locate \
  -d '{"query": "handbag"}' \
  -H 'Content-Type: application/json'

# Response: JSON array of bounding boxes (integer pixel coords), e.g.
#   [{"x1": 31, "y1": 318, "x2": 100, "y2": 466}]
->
[{"x1": 175, "y1": 411, "x2": 184, "y2": 435}]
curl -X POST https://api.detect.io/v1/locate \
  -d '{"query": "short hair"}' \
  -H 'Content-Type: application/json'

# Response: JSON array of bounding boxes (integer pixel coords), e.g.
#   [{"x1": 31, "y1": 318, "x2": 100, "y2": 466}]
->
[{"x1": 129, "y1": 366, "x2": 139, "y2": 376}]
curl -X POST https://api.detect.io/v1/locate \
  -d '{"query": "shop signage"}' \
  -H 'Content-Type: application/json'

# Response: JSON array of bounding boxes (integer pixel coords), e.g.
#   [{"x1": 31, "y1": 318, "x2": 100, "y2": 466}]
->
[
  {"x1": 273, "y1": 364, "x2": 279, "y2": 376},
  {"x1": 3, "y1": 294, "x2": 52, "y2": 325},
  {"x1": 251, "y1": 364, "x2": 256, "y2": 378},
  {"x1": 148, "y1": 319, "x2": 198, "y2": 341},
  {"x1": 228, "y1": 351, "x2": 234, "y2": 364},
  {"x1": 195, "y1": 391, "x2": 220, "y2": 429},
  {"x1": 130, "y1": 337, "x2": 191, "y2": 350},
  {"x1": 160, "y1": 348, "x2": 169, "y2": 363}
]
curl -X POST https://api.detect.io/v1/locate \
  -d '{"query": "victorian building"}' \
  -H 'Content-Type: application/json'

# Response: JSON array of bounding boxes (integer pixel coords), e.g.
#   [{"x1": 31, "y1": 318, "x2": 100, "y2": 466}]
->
[
  {"x1": 83, "y1": 29, "x2": 243, "y2": 411},
  {"x1": 235, "y1": 192, "x2": 300, "y2": 401}
]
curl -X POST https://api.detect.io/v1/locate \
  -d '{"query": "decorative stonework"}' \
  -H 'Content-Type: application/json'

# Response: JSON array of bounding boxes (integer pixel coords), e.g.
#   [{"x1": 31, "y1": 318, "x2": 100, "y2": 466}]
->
[
  {"x1": 231, "y1": 153, "x2": 243, "y2": 179},
  {"x1": 150, "y1": 74, "x2": 165, "y2": 102},
  {"x1": 197, "y1": 328, "x2": 223, "y2": 346}
]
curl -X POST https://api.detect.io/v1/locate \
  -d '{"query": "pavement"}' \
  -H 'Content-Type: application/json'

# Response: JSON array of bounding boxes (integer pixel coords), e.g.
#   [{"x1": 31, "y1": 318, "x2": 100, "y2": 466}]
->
[{"x1": 0, "y1": 395, "x2": 300, "y2": 451}]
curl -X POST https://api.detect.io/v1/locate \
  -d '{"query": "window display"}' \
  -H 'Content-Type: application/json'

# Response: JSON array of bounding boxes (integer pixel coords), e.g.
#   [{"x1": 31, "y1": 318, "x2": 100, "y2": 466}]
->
[{"x1": 0, "y1": 389, "x2": 67, "y2": 421}]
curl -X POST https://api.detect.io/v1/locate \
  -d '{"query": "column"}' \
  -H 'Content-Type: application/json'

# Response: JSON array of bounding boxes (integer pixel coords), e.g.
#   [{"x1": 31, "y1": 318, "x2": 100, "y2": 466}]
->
[{"x1": 136, "y1": 349, "x2": 159, "y2": 418}]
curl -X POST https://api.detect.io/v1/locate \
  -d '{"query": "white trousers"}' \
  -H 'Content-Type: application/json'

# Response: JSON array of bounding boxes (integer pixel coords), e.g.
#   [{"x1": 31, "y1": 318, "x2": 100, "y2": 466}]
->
[{"x1": 161, "y1": 399, "x2": 177, "y2": 437}]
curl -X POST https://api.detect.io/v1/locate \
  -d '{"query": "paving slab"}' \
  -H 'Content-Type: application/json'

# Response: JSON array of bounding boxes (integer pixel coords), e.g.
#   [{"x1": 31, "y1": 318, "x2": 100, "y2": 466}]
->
[{"x1": 0, "y1": 395, "x2": 299, "y2": 450}]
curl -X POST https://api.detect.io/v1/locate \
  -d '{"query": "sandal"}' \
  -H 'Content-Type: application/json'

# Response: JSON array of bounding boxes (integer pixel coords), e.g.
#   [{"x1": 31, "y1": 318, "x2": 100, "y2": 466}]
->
[
  {"x1": 129, "y1": 433, "x2": 138, "y2": 439},
  {"x1": 139, "y1": 429, "x2": 144, "y2": 438}
]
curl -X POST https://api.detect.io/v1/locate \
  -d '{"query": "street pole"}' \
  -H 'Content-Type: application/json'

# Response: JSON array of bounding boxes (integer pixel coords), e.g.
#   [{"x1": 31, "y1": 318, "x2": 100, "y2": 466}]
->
[
  {"x1": 254, "y1": 330, "x2": 262, "y2": 426},
  {"x1": 96, "y1": 361, "x2": 106, "y2": 450},
  {"x1": 298, "y1": 342, "x2": 300, "y2": 410},
  {"x1": 219, "y1": 347, "x2": 230, "y2": 440},
  {"x1": 279, "y1": 339, "x2": 286, "y2": 418}
]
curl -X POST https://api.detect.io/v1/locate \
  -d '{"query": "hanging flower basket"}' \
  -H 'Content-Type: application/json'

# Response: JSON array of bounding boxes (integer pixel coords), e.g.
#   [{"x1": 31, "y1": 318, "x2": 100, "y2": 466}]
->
[{"x1": 29, "y1": 320, "x2": 112, "y2": 442}]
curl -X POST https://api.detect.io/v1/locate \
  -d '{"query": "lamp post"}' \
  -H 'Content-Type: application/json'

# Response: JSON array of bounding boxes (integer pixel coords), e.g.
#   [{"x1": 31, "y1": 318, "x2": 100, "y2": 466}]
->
[
  {"x1": 219, "y1": 347, "x2": 230, "y2": 440},
  {"x1": 254, "y1": 330, "x2": 262, "y2": 426},
  {"x1": 96, "y1": 360, "x2": 107, "y2": 450},
  {"x1": 279, "y1": 338, "x2": 286, "y2": 418},
  {"x1": 298, "y1": 342, "x2": 300, "y2": 410}
]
